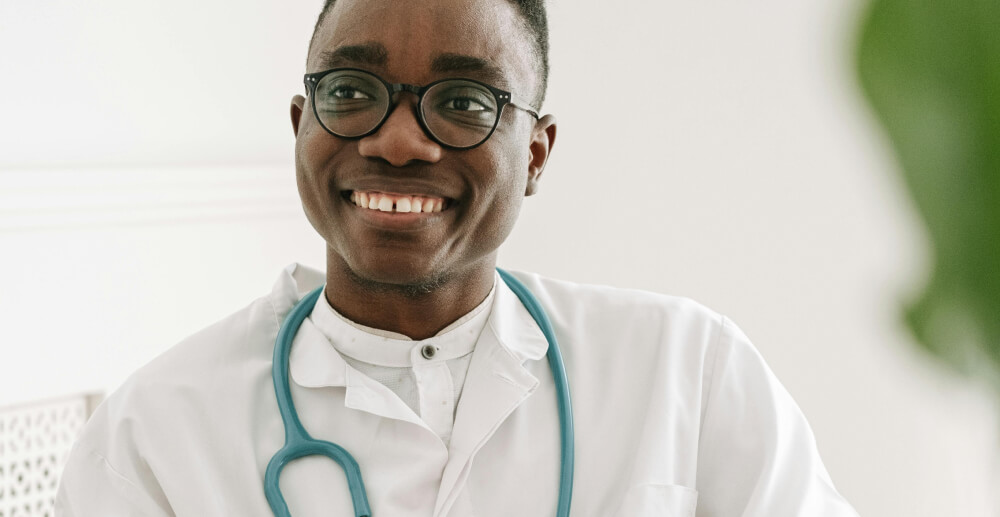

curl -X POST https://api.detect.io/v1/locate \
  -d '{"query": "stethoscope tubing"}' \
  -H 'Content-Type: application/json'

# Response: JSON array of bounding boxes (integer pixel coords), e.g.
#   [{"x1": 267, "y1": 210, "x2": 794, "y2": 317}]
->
[
  {"x1": 264, "y1": 286, "x2": 372, "y2": 517},
  {"x1": 496, "y1": 268, "x2": 575, "y2": 517}
]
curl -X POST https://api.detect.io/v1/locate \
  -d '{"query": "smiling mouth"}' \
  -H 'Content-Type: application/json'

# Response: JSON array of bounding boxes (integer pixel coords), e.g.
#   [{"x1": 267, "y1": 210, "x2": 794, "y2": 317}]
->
[{"x1": 344, "y1": 190, "x2": 455, "y2": 213}]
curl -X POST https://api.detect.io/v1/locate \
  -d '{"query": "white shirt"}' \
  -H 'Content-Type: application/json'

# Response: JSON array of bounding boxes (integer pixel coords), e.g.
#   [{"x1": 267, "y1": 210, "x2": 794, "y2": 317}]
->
[
  {"x1": 56, "y1": 263, "x2": 860, "y2": 517},
  {"x1": 314, "y1": 279, "x2": 496, "y2": 446}
]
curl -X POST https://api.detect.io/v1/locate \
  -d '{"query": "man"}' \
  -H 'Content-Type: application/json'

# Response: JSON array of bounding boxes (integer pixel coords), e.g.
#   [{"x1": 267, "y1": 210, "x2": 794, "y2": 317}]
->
[{"x1": 57, "y1": 0, "x2": 860, "y2": 515}]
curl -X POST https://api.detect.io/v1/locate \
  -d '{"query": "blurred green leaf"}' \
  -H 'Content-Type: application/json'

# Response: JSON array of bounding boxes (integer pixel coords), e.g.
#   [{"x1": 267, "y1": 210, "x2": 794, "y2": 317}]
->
[{"x1": 856, "y1": 0, "x2": 1000, "y2": 382}]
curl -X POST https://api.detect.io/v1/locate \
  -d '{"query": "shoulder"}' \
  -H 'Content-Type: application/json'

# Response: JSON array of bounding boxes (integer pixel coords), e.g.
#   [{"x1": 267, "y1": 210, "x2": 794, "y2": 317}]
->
[
  {"x1": 91, "y1": 294, "x2": 274, "y2": 430},
  {"x1": 111, "y1": 263, "x2": 322, "y2": 399},
  {"x1": 84, "y1": 263, "x2": 323, "y2": 442},
  {"x1": 505, "y1": 269, "x2": 725, "y2": 341},
  {"x1": 138, "y1": 294, "x2": 280, "y2": 385},
  {"x1": 60, "y1": 294, "x2": 276, "y2": 498},
  {"x1": 502, "y1": 269, "x2": 732, "y2": 389}
]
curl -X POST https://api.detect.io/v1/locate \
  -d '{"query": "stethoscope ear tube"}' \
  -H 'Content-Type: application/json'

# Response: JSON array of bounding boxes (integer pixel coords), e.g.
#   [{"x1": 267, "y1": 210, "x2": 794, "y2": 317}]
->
[{"x1": 496, "y1": 268, "x2": 575, "y2": 517}]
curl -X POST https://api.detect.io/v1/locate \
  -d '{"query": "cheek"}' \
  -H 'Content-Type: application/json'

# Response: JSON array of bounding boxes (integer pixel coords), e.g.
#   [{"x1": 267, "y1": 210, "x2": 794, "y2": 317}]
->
[
  {"x1": 472, "y1": 147, "x2": 531, "y2": 243},
  {"x1": 295, "y1": 123, "x2": 346, "y2": 229},
  {"x1": 475, "y1": 185, "x2": 526, "y2": 260},
  {"x1": 480, "y1": 143, "x2": 528, "y2": 203},
  {"x1": 295, "y1": 153, "x2": 326, "y2": 236},
  {"x1": 296, "y1": 115, "x2": 350, "y2": 182},
  {"x1": 297, "y1": 121, "x2": 335, "y2": 167},
  {"x1": 493, "y1": 131, "x2": 533, "y2": 197}
]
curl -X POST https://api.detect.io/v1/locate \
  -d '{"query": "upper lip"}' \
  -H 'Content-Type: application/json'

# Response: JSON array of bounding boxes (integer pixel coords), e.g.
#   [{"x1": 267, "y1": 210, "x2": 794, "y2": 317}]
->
[{"x1": 341, "y1": 179, "x2": 459, "y2": 200}]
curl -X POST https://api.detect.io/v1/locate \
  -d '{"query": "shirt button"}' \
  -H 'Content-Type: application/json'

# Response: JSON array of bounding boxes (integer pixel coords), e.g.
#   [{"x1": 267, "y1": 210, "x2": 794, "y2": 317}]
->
[{"x1": 421, "y1": 344, "x2": 437, "y2": 360}]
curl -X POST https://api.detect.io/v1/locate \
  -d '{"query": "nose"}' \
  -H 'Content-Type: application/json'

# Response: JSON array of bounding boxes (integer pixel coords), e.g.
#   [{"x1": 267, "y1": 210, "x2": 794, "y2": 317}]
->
[{"x1": 357, "y1": 96, "x2": 443, "y2": 167}]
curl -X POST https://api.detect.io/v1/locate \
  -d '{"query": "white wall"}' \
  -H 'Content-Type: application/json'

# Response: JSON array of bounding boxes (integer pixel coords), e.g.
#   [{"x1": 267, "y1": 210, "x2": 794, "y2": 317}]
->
[{"x1": 1, "y1": 0, "x2": 996, "y2": 515}]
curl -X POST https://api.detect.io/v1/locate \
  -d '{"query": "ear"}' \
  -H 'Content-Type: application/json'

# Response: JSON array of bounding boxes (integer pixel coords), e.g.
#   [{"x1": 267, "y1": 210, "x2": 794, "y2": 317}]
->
[
  {"x1": 524, "y1": 114, "x2": 557, "y2": 196},
  {"x1": 290, "y1": 95, "x2": 306, "y2": 136}
]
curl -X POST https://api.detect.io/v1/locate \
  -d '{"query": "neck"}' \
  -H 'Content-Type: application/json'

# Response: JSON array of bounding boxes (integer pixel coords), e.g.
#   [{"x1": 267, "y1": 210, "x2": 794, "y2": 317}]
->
[{"x1": 323, "y1": 251, "x2": 496, "y2": 340}]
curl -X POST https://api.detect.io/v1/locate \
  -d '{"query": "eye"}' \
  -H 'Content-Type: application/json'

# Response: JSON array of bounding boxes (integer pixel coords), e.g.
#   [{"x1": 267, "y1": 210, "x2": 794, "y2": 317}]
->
[
  {"x1": 441, "y1": 97, "x2": 489, "y2": 112},
  {"x1": 330, "y1": 86, "x2": 373, "y2": 100},
  {"x1": 318, "y1": 71, "x2": 382, "y2": 103}
]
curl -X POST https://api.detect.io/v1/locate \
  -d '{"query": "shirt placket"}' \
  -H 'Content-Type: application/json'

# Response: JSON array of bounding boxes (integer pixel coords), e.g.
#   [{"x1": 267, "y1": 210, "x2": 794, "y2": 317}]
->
[{"x1": 412, "y1": 343, "x2": 457, "y2": 446}]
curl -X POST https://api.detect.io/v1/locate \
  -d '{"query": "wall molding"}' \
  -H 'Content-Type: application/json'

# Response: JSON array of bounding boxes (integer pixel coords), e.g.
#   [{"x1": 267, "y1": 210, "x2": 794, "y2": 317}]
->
[{"x1": 0, "y1": 165, "x2": 303, "y2": 231}]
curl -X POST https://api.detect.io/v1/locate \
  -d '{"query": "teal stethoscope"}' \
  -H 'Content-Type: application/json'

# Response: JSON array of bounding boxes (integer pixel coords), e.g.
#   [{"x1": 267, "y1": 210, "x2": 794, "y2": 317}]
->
[{"x1": 264, "y1": 268, "x2": 574, "y2": 517}]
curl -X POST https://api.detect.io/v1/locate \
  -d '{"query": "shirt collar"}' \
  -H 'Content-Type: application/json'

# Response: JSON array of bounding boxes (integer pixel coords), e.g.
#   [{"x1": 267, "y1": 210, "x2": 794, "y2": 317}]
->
[
  {"x1": 275, "y1": 264, "x2": 550, "y2": 389},
  {"x1": 308, "y1": 276, "x2": 497, "y2": 367}
]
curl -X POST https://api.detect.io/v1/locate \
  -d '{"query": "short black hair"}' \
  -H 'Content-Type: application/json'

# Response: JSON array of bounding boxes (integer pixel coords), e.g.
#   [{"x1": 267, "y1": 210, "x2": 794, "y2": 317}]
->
[{"x1": 308, "y1": 0, "x2": 550, "y2": 107}]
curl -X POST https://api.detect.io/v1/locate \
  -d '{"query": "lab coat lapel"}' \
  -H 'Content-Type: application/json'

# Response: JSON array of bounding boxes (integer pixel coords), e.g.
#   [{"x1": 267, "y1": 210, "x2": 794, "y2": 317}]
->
[{"x1": 433, "y1": 273, "x2": 549, "y2": 516}]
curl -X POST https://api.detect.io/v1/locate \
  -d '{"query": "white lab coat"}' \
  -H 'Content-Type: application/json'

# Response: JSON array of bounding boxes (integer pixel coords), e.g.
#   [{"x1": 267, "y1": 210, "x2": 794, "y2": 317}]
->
[{"x1": 57, "y1": 264, "x2": 859, "y2": 517}]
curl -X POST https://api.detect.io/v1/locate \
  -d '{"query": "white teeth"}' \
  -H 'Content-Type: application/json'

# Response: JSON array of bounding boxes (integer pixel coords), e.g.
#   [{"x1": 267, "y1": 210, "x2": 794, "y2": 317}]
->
[{"x1": 352, "y1": 191, "x2": 447, "y2": 214}]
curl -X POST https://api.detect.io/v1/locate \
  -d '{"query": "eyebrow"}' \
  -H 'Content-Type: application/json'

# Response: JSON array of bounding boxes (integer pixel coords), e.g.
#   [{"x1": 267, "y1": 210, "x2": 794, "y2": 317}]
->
[
  {"x1": 316, "y1": 43, "x2": 389, "y2": 70},
  {"x1": 315, "y1": 45, "x2": 510, "y2": 89},
  {"x1": 430, "y1": 53, "x2": 509, "y2": 88}
]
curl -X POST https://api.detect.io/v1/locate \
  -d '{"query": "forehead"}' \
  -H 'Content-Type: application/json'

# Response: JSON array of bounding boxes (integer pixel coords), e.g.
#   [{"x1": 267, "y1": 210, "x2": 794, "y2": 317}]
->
[{"x1": 308, "y1": 0, "x2": 536, "y2": 94}]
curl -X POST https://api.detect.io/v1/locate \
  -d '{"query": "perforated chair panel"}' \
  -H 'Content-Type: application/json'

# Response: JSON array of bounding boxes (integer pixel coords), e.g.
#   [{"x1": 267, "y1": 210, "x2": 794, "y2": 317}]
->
[{"x1": 0, "y1": 394, "x2": 100, "y2": 517}]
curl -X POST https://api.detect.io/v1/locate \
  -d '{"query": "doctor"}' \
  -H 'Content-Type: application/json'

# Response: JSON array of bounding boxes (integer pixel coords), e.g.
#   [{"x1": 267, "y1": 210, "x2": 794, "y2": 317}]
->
[{"x1": 57, "y1": 0, "x2": 861, "y2": 515}]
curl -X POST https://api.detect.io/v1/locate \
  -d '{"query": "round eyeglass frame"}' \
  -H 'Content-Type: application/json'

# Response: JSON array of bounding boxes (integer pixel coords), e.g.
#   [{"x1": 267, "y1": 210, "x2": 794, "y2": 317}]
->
[{"x1": 303, "y1": 67, "x2": 541, "y2": 150}]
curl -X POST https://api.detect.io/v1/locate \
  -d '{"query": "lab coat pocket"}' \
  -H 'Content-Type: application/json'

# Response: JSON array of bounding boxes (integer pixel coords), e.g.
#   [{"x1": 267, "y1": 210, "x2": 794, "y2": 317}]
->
[{"x1": 612, "y1": 483, "x2": 698, "y2": 517}]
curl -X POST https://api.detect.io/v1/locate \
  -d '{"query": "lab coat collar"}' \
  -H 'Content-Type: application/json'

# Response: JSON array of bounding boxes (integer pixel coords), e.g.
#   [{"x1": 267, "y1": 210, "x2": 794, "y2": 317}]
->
[
  {"x1": 269, "y1": 264, "x2": 349, "y2": 389},
  {"x1": 485, "y1": 269, "x2": 549, "y2": 363},
  {"x1": 272, "y1": 263, "x2": 349, "y2": 389},
  {"x1": 269, "y1": 263, "x2": 325, "y2": 318}
]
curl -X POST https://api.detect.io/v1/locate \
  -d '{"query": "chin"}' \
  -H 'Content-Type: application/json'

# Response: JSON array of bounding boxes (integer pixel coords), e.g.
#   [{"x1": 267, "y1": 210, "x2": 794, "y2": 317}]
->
[{"x1": 343, "y1": 255, "x2": 450, "y2": 295}]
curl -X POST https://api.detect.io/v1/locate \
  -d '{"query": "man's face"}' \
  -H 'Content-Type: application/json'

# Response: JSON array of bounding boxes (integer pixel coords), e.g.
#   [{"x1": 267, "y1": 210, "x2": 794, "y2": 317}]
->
[{"x1": 291, "y1": 0, "x2": 555, "y2": 290}]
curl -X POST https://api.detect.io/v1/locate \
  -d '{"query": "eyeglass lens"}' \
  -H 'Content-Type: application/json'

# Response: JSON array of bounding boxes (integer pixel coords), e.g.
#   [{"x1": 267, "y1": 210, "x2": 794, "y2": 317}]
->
[{"x1": 314, "y1": 70, "x2": 500, "y2": 148}]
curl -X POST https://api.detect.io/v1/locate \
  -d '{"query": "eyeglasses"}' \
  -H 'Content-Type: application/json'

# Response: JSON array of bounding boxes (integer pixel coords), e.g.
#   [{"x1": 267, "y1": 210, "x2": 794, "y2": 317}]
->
[{"x1": 303, "y1": 68, "x2": 540, "y2": 150}]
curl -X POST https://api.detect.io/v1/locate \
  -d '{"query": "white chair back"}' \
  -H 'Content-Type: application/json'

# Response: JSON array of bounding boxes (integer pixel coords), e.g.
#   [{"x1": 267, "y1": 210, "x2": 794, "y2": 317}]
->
[{"x1": 0, "y1": 393, "x2": 102, "y2": 517}]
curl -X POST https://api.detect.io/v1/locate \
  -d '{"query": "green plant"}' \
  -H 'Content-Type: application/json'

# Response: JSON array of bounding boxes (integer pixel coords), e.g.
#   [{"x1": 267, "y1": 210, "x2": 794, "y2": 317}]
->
[{"x1": 856, "y1": 0, "x2": 1000, "y2": 385}]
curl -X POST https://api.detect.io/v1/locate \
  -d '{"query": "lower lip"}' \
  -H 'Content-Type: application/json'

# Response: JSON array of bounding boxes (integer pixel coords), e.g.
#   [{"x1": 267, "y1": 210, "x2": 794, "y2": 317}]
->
[{"x1": 344, "y1": 196, "x2": 453, "y2": 230}]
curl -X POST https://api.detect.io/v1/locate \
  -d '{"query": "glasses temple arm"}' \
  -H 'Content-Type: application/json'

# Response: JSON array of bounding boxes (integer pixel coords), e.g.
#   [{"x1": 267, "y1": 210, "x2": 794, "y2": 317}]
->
[{"x1": 508, "y1": 93, "x2": 541, "y2": 119}]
